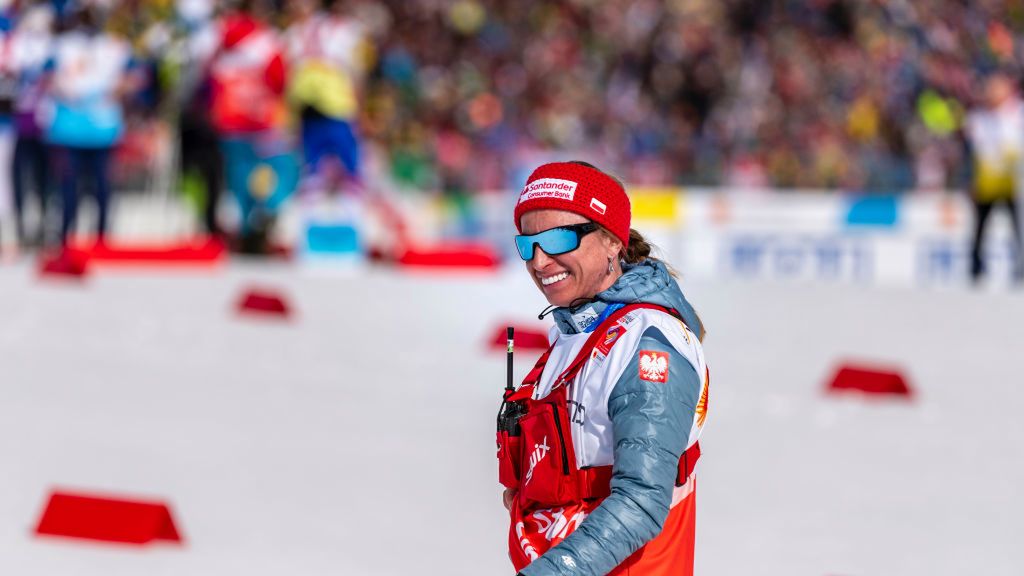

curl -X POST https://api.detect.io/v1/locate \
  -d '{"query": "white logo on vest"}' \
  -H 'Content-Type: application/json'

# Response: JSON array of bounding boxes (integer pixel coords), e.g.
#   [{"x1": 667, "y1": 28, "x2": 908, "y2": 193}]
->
[
  {"x1": 532, "y1": 508, "x2": 587, "y2": 542},
  {"x1": 524, "y1": 436, "x2": 550, "y2": 485}
]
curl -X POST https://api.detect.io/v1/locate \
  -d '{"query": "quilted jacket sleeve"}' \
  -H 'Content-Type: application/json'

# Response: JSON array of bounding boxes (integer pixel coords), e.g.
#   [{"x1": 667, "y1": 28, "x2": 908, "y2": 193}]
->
[{"x1": 518, "y1": 327, "x2": 700, "y2": 575}]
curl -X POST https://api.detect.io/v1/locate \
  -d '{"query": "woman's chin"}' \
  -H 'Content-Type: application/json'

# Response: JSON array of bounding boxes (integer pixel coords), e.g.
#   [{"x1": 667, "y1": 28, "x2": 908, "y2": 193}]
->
[{"x1": 541, "y1": 285, "x2": 575, "y2": 308}]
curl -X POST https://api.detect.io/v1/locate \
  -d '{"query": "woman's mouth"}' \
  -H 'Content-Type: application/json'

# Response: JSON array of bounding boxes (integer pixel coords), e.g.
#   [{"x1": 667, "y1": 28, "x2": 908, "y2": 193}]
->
[{"x1": 540, "y1": 272, "x2": 569, "y2": 286}]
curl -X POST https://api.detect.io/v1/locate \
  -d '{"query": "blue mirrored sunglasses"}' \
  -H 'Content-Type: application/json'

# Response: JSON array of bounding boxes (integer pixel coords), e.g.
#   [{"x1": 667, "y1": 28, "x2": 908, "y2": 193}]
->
[{"x1": 514, "y1": 222, "x2": 598, "y2": 261}]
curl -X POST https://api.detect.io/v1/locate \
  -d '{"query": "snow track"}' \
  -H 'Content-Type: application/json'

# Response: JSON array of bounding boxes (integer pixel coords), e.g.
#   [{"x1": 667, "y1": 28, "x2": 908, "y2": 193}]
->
[{"x1": 0, "y1": 262, "x2": 1020, "y2": 575}]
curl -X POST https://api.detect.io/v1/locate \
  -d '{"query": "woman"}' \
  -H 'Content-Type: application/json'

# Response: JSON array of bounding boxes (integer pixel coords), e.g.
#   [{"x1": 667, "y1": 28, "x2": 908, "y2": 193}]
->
[{"x1": 498, "y1": 161, "x2": 709, "y2": 575}]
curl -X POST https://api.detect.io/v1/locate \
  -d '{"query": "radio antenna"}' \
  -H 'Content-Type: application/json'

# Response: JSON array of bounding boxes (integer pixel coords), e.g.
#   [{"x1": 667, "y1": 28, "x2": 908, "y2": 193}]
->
[{"x1": 505, "y1": 327, "x2": 514, "y2": 392}]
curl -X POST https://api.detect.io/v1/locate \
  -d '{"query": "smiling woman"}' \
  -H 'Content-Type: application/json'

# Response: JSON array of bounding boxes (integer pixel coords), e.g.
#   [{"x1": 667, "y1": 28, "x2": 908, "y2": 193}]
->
[
  {"x1": 518, "y1": 212, "x2": 616, "y2": 308},
  {"x1": 497, "y1": 161, "x2": 711, "y2": 576}
]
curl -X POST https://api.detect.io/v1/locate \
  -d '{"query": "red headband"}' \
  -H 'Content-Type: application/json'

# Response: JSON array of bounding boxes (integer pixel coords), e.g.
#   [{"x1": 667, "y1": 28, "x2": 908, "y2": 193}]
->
[{"x1": 514, "y1": 162, "x2": 631, "y2": 247}]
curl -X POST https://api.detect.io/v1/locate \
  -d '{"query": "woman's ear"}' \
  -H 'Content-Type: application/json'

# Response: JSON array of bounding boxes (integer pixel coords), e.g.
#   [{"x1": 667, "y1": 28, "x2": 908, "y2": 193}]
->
[{"x1": 603, "y1": 233, "x2": 623, "y2": 261}]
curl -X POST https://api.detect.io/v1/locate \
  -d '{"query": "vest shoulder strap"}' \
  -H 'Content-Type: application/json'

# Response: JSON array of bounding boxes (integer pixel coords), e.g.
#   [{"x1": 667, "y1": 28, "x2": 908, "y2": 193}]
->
[{"x1": 523, "y1": 302, "x2": 680, "y2": 392}]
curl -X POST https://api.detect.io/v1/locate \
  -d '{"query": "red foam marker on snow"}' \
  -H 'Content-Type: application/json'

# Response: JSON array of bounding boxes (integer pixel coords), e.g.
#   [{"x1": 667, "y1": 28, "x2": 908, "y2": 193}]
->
[
  {"x1": 38, "y1": 250, "x2": 89, "y2": 279},
  {"x1": 826, "y1": 363, "x2": 914, "y2": 398},
  {"x1": 398, "y1": 242, "x2": 500, "y2": 269},
  {"x1": 236, "y1": 288, "x2": 293, "y2": 319},
  {"x1": 489, "y1": 324, "x2": 550, "y2": 351},
  {"x1": 35, "y1": 490, "x2": 182, "y2": 545},
  {"x1": 65, "y1": 237, "x2": 227, "y2": 267}
]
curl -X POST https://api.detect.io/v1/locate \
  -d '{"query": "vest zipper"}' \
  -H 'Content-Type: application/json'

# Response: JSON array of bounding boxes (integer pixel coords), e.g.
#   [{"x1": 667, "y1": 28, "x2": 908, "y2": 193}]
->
[{"x1": 549, "y1": 402, "x2": 570, "y2": 475}]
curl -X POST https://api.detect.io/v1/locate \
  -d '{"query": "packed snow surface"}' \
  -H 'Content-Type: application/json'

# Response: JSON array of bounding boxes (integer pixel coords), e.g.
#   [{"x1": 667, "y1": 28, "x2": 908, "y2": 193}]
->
[{"x1": 0, "y1": 261, "x2": 1021, "y2": 575}]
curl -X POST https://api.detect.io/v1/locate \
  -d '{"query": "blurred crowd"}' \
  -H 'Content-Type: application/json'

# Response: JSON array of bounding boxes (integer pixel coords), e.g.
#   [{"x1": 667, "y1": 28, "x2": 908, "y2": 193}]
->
[
  {"x1": 369, "y1": 0, "x2": 1024, "y2": 193},
  {"x1": 1, "y1": 0, "x2": 372, "y2": 250},
  {"x1": 2, "y1": 0, "x2": 1024, "y2": 250}
]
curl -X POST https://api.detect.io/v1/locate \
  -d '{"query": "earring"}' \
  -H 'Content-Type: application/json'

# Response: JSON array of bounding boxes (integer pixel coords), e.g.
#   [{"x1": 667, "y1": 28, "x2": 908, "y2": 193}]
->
[{"x1": 607, "y1": 257, "x2": 614, "y2": 274}]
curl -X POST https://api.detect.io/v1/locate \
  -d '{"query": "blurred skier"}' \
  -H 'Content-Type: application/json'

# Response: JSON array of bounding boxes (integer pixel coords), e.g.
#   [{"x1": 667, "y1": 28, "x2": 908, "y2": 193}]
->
[
  {"x1": 284, "y1": 0, "x2": 367, "y2": 195},
  {"x1": 283, "y1": 0, "x2": 369, "y2": 259},
  {"x1": 209, "y1": 0, "x2": 297, "y2": 253},
  {"x1": 498, "y1": 161, "x2": 710, "y2": 575}
]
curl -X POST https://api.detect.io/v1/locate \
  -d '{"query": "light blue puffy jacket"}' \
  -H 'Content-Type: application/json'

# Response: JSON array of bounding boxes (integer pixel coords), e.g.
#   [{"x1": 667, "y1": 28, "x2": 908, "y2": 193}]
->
[{"x1": 518, "y1": 259, "x2": 704, "y2": 576}]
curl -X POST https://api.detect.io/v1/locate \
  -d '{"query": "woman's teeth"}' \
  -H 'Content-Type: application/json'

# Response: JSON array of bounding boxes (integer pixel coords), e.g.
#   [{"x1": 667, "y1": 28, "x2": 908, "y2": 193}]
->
[{"x1": 541, "y1": 272, "x2": 569, "y2": 286}]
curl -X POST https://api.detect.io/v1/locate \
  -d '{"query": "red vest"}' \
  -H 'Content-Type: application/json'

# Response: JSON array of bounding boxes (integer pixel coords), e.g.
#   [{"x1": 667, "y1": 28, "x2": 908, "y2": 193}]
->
[
  {"x1": 497, "y1": 304, "x2": 703, "y2": 574},
  {"x1": 210, "y1": 18, "x2": 288, "y2": 134}
]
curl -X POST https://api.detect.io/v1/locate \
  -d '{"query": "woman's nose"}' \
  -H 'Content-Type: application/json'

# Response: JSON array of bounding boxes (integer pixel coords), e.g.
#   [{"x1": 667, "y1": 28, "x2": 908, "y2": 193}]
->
[{"x1": 530, "y1": 245, "x2": 553, "y2": 268}]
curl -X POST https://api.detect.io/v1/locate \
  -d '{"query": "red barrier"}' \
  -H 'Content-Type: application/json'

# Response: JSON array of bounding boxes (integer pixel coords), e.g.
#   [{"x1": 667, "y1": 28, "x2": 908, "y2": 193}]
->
[
  {"x1": 398, "y1": 242, "x2": 500, "y2": 269},
  {"x1": 826, "y1": 363, "x2": 914, "y2": 398},
  {"x1": 38, "y1": 250, "x2": 89, "y2": 279},
  {"x1": 488, "y1": 324, "x2": 550, "y2": 352},
  {"x1": 236, "y1": 288, "x2": 293, "y2": 319},
  {"x1": 35, "y1": 490, "x2": 182, "y2": 545},
  {"x1": 64, "y1": 238, "x2": 226, "y2": 267}
]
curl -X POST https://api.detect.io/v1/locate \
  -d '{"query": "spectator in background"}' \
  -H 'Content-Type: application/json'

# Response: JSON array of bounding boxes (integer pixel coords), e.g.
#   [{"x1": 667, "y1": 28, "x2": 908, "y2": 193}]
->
[
  {"x1": 171, "y1": 0, "x2": 223, "y2": 237},
  {"x1": 7, "y1": 1, "x2": 54, "y2": 248},
  {"x1": 964, "y1": 72, "x2": 1024, "y2": 284},
  {"x1": 0, "y1": 5, "x2": 13, "y2": 248},
  {"x1": 209, "y1": 0, "x2": 297, "y2": 253},
  {"x1": 285, "y1": 0, "x2": 368, "y2": 195},
  {"x1": 43, "y1": 4, "x2": 132, "y2": 245}
]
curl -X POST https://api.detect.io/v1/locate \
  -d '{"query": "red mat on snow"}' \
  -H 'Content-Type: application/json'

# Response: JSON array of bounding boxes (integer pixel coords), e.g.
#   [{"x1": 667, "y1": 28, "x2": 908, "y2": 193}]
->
[
  {"x1": 64, "y1": 238, "x2": 227, "y2": 266},
  {"x1": 487, "y1": 324, "x2": 551, "y2": 352},
  {"x1": 826, "y1": 363, "x2": 914, "y2": 398},
  {"x1": 35, "y1": 490, "x2": 183, "y2": 545},
  {"x1": 38, "y1": 251, "x2": 90, "y2": 279},
  {"x1": 236, "y1": 288, "x2": 293, "y2": 319},
  {"x1": 397, "y1": 242, "x2": 500, "y2": 269}
]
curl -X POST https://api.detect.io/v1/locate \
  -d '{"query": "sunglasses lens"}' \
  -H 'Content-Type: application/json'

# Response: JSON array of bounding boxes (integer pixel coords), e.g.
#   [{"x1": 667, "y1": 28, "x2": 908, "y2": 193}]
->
[
  {"x1": 514, "y1": 227, "x2": 581, "y2": 260},
  {"x1": 538, "y1": 228, "x2": 581, "y2": 255},
  {"x1": 514, "y1": 234, "x2": 535, "y2": 260}
]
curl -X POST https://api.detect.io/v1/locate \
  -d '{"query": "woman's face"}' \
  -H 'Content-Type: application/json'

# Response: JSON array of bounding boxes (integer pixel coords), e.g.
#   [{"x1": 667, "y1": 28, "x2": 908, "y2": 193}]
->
[{"x1": 520, "y1": 209, "x2": 622, "y2": 307}]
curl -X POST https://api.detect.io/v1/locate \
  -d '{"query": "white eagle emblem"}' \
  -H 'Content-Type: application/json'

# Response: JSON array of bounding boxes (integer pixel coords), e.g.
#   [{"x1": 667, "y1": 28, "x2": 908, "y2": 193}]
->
[{"x1": 639, "y1": 351, "x2": 669, "y2": 383}]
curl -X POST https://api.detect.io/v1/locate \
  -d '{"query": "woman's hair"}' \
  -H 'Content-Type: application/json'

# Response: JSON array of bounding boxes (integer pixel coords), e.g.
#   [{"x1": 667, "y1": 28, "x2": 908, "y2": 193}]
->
[
  {"x1": 623, "y1": 228, "x2": 655, "y2": 265},
  {"x1": 568, "y1": 161, "x2": 705, "y2": 339}
]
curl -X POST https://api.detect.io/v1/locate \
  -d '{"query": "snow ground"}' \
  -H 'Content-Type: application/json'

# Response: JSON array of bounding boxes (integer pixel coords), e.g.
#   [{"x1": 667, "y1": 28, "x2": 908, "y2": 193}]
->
[{"x1": 0, "y1": 260, "x2": 1021, "y2": 575}]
